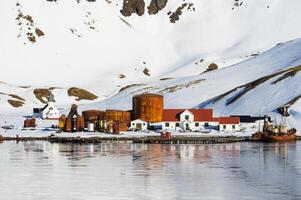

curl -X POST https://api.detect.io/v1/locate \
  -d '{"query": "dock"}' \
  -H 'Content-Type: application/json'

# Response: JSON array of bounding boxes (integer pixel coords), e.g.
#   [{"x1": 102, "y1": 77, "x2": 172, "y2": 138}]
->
[
  {"x1": 47, "y1": 135, "x2": 250, "y2": 144},
  {"x1": 1, "y1": 134, "x2": 300, "y2": 144},
  {"x1": 132, "y1": 136, "x2": 249, "y2": 144}
]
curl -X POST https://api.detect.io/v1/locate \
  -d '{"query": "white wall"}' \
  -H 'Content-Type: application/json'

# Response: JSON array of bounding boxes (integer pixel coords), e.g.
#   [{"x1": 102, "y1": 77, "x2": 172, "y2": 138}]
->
[
  {"x1": 160, "y1": 121, "x2": 219, "y2": 131},
  {"x1": 41, "y1": 103, "x2": 60, "y2": 119},
  {"x1": 219, "y1": 124, "x2": 240, "y2": 132},
  {"x1": 130, "y1": 119, "x2": 148, "y2": 131},
  {"x1": 180, "y1": 110, "x2": 194, "y2": 122},
  {"x1": 161, "y1": 122, "x2": 180, "y2": 131}
]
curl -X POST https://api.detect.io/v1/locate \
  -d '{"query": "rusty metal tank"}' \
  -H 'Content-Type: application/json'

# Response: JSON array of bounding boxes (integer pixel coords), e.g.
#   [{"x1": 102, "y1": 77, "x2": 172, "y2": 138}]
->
[
  {"x1": 132, "y1": 93, "x2": 163, "y2": 122},
  {"x1": 103, "y1": 110, "x2": 131, "y2": 132},
  {"x1": 82, "y1": 110, "x2": 104, "y2": 121},
  {"x1": 104, "y1": 110, "x2": 131, "y2": 122}
]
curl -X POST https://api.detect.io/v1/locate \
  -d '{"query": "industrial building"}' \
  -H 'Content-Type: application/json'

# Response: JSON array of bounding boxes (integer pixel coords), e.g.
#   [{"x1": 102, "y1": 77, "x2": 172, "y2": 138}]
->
[
  {"x1": 54, "y1": 93, "x2": 243, "y2": 133},
  {"x1": 129, "y1": 93, "x2": 242, "y2": 132}
]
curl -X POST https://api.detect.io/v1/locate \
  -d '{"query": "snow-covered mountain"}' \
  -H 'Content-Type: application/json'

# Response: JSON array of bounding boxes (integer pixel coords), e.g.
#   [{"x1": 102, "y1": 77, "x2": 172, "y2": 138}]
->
[{"x1": 1, "y1": 0, "x2": 301, "y2": 129}]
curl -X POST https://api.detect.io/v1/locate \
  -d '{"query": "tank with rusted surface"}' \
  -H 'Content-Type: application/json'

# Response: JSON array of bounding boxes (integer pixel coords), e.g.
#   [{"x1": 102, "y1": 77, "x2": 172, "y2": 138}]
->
[
  {"x1": 23, "y1": 118, "x2": 36, "y2": 128},
  {"x1": 82, "y1": 110, "x2": 104, "y2": 130},
  {"x1": 112, "y1": 122, "x2": 120, "y2": 134},
  {"x1": 82, "y1": 110, "x2": 104, "y2": 122},
  {"x1": 132, "y1": 93, "x2": 163, "y2": 122},
  {"x1": 104, "y1": 110, "x2": 131, "y2": 131},
  {"x1": 104, "y1": 110, "x2": 131, "y2": 122}
]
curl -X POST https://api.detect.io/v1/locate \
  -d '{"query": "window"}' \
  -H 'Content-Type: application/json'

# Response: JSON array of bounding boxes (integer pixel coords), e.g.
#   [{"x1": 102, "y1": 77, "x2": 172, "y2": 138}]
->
[
  {"x1": 195, "y1": 123, "x2": 199, "y2": 127},
  {"x1": 175, "y1": 123, "x2": 180, "y2": 127},
  {"x1": 204, "y1": 123, "x2": 209, "y2": 127},
  {"x1": 185, "y1": 115, "x2": 189, "y2": 120},
  {"x1": 165, "y1": 122, "x2": 170, "y2": 127},
  {"x1": 232, "y1": 125, "x2": 236, "y2": 129},
  {"x1": 223, "y1": 125, "x2": 226, "y2": 129}
]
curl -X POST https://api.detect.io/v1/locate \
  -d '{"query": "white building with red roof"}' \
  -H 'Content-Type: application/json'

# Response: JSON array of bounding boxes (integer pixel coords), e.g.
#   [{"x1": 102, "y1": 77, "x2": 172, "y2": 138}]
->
[
  {"x1": 218, "y1": 117, "x2": 240, "y2": 131},
  {"x1": 156, "y1": 109, "x2": 220, "y2": 131}
]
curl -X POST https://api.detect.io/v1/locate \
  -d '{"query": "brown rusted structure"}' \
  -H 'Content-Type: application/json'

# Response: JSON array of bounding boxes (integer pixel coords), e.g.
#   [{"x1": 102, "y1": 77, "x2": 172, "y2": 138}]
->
[
  {"x1": 82, "y1": 110, "x2": 104, "y2": 130},
  {"x1": 83, "y1": 110, "x2": 103, "y2": 121},
  {"x1": 24, "y1": 118, "x2": 36, "y2": 128},
  {"x1": 104, "y1": 110, "x2": 131, "y2": 121},
  {"x1": 64, "y1": 118, "x2": 72, "y2": 132},
  {"x1": 105, "y1": 120, "x2": 121, "y2": 134},
  {"x1": 64, "y1": 104, "x2": 85, "y2": 132},
  {"x1": 161, "y1": 132, "x2": 172, "y2": 141},
  {"x1": 252, "y1": 115, "x2": 297, "y2": 142},
  {"x1": 132, "y1": 93, "x2": 164, "y2": 122},
  {"x1": 103, "y1": 110, "x2": 131, "y2": 132}
]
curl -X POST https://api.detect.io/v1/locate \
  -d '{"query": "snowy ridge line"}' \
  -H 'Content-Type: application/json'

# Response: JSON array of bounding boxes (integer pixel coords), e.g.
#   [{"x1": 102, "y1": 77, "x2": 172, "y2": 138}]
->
[{"x1": 198, "y1": 65, "x2": 301, "y2": 108}]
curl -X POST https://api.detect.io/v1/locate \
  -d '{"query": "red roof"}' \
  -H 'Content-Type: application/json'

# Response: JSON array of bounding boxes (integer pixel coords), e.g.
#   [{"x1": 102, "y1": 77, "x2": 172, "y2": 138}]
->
[
  {"x1": 212, "y1": 117, "x2": 220, "y2": 122},
  {"x1": 162, "y1": 109, "x2": 214, "y2": 122},
  {"x1": 190, "y1": 109, "x2": 213, "y2": 121},
  {"x1": 163, "y1": 109, "x2": 185, "y2": 122},
  {"x1": 219, "y1": 117, "x2": 240, "y2": 124}
]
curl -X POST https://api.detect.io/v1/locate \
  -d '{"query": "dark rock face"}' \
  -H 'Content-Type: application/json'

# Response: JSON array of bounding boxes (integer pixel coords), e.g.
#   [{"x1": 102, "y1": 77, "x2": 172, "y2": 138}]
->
[
  {"x1": 169, "y1": 3, "x2": 194, "y2": 23},
  {"x1": 169, "y1": 3, "x2": 187, "y2": 23},
  {"x1": 120, "y1": 0, "x2": 145, "y2": 17},
  {"x1": 147, "y1": 0, "x2": 168, "y2": 15}
]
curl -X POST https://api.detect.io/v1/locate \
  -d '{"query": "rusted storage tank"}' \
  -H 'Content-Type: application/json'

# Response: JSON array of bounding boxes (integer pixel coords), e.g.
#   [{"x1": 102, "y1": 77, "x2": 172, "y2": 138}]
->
[
  {"x1": 82, "y1": 110, "x2": 104, "y2": 130},
  {"x1": 64, "y1": 118, "x2": 72, "y2": 132},
  {"x1": 82, "y1": 110, "x2": 104, "y2": 121},
  {"x1": 104, "y1": 110, "x2": 131, "y2": 132},
  {"x1": 132, "y1": 93, "x2": 163, "y2": 122},
  {"x1": 24, "y1": 118, "x2": 36, "y2": 128},
  {"x1": 104, "y1": 110, "x2": 131, "y2": 122}
]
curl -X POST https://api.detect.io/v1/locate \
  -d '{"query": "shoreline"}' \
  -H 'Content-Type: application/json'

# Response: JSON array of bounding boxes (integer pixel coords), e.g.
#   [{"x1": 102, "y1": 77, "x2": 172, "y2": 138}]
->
[
  {"x1": 0, "y1": 135, "x2": 265, "y2": 144},
  {"x1": 2, "y1": 132, "x2": 301, "y2": 144},
  {"x1": 2, "y1": 136, "x2": 250, "y2": 144}
]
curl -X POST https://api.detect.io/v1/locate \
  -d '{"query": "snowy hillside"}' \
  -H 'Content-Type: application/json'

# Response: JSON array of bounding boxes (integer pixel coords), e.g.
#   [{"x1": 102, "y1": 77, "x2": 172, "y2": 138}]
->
[
  {"x1": 1, "y1": 0, "x2": 301, "y2": 129},
  {"x1": 81, "y1": 39, "x2": 301, "y2": 130}
]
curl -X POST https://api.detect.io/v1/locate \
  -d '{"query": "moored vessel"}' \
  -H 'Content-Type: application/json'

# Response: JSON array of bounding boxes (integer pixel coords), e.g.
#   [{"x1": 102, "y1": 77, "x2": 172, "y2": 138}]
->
[{"x1": 252, "y1": 111, "x2": 297, "y2": 142}]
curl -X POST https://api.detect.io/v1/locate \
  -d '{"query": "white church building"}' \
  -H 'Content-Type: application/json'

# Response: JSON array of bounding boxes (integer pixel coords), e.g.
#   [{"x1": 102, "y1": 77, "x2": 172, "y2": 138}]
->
[{"x1": 33, "y1": 92, "x2": 60, "y2": 120}]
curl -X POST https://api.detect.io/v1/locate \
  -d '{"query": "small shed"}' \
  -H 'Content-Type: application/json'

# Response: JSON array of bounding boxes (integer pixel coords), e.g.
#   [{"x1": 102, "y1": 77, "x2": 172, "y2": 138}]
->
[{"x1": 130, "y1": 119, "x2": 148, "y2": 130}]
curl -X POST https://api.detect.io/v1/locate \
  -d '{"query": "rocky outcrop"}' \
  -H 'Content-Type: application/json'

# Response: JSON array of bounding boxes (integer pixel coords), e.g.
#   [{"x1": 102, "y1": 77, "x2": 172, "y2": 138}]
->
[
  {"x1": 147, "y1": 0, "x2": 168, "y2": 15},
  {"x1": 67, "y1": 87, "x2": 98, "y2": 101},
  {"x1": 120, "y1": 0, "x2": 145, "y2": 17},
  {"x1": 169, "y1": 3, "x2": 195, "y2": 23}
]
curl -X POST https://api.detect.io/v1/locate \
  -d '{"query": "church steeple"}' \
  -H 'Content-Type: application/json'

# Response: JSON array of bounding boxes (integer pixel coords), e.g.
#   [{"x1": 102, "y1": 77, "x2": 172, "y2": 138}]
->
[{"x1": 48, "y1": 91, "x2": 55, "y2": 103}]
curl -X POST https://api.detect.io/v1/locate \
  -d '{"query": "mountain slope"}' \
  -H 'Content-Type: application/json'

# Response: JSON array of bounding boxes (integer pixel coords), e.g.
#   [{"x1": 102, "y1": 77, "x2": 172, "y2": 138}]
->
[
  {"x1": 1, "y1": 0, "x2": 301, "y2": 130},
  {"x1": 82, "y1": 39, "x2": 301, "y2": 130}
]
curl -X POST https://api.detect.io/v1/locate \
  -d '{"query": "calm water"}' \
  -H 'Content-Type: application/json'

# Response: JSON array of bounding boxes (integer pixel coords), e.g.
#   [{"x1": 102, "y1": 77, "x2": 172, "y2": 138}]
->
[{"x1": 0, "y1": 141, "x2": 301, "y2": 200}]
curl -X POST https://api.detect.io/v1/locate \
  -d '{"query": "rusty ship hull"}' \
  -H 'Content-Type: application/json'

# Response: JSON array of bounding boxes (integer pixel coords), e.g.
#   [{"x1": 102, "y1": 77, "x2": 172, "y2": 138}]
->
[
  {"x1": 261, "y1": 133, "x2": 296, "y2": 142},
  {"x1": 252, "y1": 132, "x2": 297, "y2": 142}
]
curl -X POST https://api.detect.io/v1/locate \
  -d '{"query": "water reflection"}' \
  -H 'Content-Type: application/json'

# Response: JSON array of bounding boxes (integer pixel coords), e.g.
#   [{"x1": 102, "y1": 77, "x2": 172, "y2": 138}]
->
[{"x1": 0, "y1": 141, "x2": 300, "y2": 200}]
